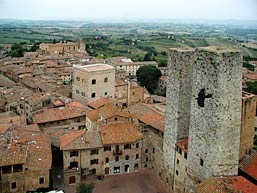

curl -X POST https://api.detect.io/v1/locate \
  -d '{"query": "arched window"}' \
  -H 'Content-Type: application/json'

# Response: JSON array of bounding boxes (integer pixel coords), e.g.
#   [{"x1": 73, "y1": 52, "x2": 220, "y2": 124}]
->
[
  {"x1": 104, "y1": 77, "x2": 108, "y2": 82},
  {"x1": 125, "y1": 155, "x2": 129, "y2": 160}
]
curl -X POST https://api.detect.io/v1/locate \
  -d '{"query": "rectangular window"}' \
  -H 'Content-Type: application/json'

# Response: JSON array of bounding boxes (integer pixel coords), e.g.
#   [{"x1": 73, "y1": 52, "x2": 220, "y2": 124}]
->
[
  {"x1": 145, "y1": 149, "x2": 148, "y2": 153},
  {"x1": 39, "y1": 177, "x2": 44, "y2": 184},
  {"x1": 136, "y1": 154, "x2": 139, "y2": 159},
  {"x1": 91, "y1": 93, "x2": 96, "y2": 98},
  {"x1": 176, "y1": 170, "x2": 179, "y2": 176},
  {"x1": 13, "y1": 164, "x2": 23, "y2": 172},
  {"x1": 105, "y1": 157, "x2": 109, "y2": 163},
  {"x1": 115, "y1": 156, "x2": 119, "y2": 162},
  {"x1": 70, "y1": 151, "x2": 79, "y2": 157},
  {"x1": 90, "y1": 149, "x2": 99, "y2": 155},
  {"x1": 200, "y1": 158, "x2": 204, "y2": 166},
  {"x1": 113, "y1": 166, "x2": 120, "y2": 174},
  {"x1": 153, "y1": 148, "x2": 155, "y2": 154},
  {"x1": 76, "y1": 89, "x2": 80, "y2": 94},
  {"x1": 146, "y1": 157, "x2": 148, "y2": 162},
  {"x1": 104, "y1": 146, "x2": 111, "y2": 152},
  {"x1": 90, "y1": 159, "x2": 99, "y2": 165},
  {"x1": 11, "y1": 182, "x2": 17, "y2": 190},
  {"x1": 124, "y1": 144, "x2": 131, "y2": 149},
  {"x1": 2, "y1": 165, "x2": 12, "y2": 174},
  {"x1": 104, "y1": 92, "x2": 108, "y2": 95},
  {"x1": 136, "y1": 143, "x2": 139, "y2": 148},
  {"x1": 177, "y1": 159, "x2": 179, "y2": 165},
  {"x1": 184, "y1": 152, "x2": 187, "y2": 159},
  {"x1": 92, "y1": 79, "x2": 96, "y2": 84},
  {"x1": 69, "y1": 161, "x2": 78, "y2": 169}
]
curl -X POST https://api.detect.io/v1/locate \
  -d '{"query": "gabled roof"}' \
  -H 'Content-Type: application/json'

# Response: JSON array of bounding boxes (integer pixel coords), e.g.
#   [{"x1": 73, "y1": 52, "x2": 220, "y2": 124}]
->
[
  {"x1": 127, "y1": 103, "x2": 164, "y2": 132},
  {"x1": 100, "y1": 122, "x2": 143, "y2": 145},
  {"x1": 87, "y1": 97, "x2": 118, "y2": 109},
  {"x1": 60, "y1": 130, "x2": 86, "y2": 150},
  {"x1": 33, "y1": 103, "x2": 88, "y2": 124},
  {"x1": 60, "y1": 130, "x2": 102, "y2": 151}
]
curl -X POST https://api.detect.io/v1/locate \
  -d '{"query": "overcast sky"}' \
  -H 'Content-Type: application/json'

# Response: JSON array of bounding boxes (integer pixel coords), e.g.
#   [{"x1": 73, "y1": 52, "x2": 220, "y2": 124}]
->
[{"x1": 0, "y1": 0, "x2": 257, "y2": 20}]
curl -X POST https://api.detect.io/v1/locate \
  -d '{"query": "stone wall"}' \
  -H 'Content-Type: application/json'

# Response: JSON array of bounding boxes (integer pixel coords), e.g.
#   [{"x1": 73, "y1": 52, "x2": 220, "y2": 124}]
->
[
  {"x1": 163, "y1": 48, "x2": 195, "y2": 188},
  {"x1": 186, "y1": 47, "x2": 242, "y2": 190},
  {"x1": 240, "y1": 92, "x2": 257, "y2": 161}
]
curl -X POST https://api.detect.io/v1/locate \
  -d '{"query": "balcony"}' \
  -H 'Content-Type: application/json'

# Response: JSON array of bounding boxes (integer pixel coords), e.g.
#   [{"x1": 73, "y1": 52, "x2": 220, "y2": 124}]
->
[{"x1": 113, "y1": 150, "x2": 122, "y2": 156}]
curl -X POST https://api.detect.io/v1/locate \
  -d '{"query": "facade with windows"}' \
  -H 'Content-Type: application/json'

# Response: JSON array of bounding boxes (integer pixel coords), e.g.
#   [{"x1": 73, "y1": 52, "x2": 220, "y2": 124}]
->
[
  {"x1": 72, "y1": 64, "x2": 115, "y2": 105},
  {"x1": 60, "y1": 121, "x2": 143, "y2": 185}
]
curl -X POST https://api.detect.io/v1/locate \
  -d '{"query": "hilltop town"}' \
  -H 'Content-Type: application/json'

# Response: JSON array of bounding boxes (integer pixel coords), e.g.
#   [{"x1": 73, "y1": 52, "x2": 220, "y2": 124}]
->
[{"x1": 0, "y1": 33, "x2": 257, "y2": 193}]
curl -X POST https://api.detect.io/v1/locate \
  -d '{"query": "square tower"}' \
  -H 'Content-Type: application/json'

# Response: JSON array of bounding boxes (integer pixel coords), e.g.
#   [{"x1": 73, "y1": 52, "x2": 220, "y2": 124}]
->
[
  {"x1": 186, "y1": 47, "x2": 242, "y2": 189},
  {"x1": 72, "y1": 64, "x2": 115, "y2": 105},
  {"x1": 163, "y1": 48, "x2": 195, "y2": 187}
]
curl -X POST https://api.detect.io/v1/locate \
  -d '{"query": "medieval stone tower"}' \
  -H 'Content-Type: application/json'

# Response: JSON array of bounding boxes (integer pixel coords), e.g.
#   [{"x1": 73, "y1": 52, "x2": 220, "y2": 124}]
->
[
  {"x1": 163, "y1": 48, "x2": 195, "y2": 188},
  {"x1": 163, "y1": 46, "x2": 242, "y2": 192}
]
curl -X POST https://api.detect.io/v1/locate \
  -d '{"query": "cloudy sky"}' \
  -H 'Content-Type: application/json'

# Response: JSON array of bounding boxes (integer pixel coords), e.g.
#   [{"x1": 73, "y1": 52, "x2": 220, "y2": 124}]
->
[{"x1": 0, "y1": 0, "x2": 256, "y2": 20}]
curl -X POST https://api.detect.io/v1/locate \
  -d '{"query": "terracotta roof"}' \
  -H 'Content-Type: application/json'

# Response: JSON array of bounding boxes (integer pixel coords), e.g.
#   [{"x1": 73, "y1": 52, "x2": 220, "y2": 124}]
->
[
  {"x1": 33, "y1": 104, "x2": 88, "y2": 124},
  {"x1": 87, "y1": 109, "x2": 100, "y2": 122},
  {"x1": 244, "y1": 73, "x2": 257, "y2": 80},
  {"x1": 127, "y1": 103, "x2": 164, "y2": 132},
  {"x1": 53, "y1": 99, "x2": 65, "y2": 107},
  {"x1": 176, "y1": 137, "x2": 188, "y2": 153},
  {"x1": 240, "y1": 152, "x2": 257, "y2": 181},
  {"x1": 0, "y1": 146, "x2": 28, "y2": 167},
  {"x1": 194, "y1": 176, "x2": 257, "y2": 193},
  {"x1": 61, "y1": 131, "x2": 102, "y2": 150},
  {"x1": 12, "y1": 129, "x2": 52, "y2": 170},
  {"x1": 100, "y1": 122, "x2": 143, "y2": 145},
  {"x1": 88, "y1": 97, "x2": 117, "y2": 109},
  {"x1": 60, "y1": 130, "x2": 86, "y2": 150}
]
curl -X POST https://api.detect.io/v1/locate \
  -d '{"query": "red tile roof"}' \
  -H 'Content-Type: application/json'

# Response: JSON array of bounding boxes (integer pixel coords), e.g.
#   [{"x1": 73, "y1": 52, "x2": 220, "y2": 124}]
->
[
  {"x1": 127, "y1": 103, "x2": 164, "y2": 132},
  {"x1": 176, "y1": 137, "x2": 188, "y2": 153},
  {"x1": 100, "y1": 122, "x2": 143, "y2": 145},
  {"x1": 33, "y1": 104, "x2": 88, "y2": 124},
  {"x1": 60, "y1": 130, "x2": 86, "y2": 150},
  {"x1": 240, "y1": 152, "x2": 257, "y2": 181},
  {"x1": 61, "y1": 131, "x2": 102, "y2": 150},
  {"x1": 87, "y1": 97, "x2": 118, "y2": 109},
  {"x1": 12, "y1": 129, "x2": 52, "y2": 170},
  {"x1": 194, "y1": 176, "x2": 257, "y2": 193},
  {"x1": 244, "y1": 73, "x2": 257, "y2": 80},
  {"x1": 0, "y1": 146, "x2": 28, "y2": 167}
]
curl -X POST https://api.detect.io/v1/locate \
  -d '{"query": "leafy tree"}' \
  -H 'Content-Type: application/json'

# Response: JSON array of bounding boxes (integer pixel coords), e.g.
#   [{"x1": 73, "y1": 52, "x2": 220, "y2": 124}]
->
[
  {"x1": 7, "y1": 44, "x2": 26, "y2": 57},
  {"x1": 78, "y1": 183, "x2": 94, "y2": 193},
  {"x1": 246, "y1": 81, "x2": 257, "y2": 95},
  {"x1": 136, "y1": 65, "x2": 162, "y2": 94}
]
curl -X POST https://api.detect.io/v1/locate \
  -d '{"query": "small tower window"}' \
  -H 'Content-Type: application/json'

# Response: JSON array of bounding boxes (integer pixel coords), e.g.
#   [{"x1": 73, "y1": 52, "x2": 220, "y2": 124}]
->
[{"x1": 200, "y1": 158, "x2": 204, "y2": 166}]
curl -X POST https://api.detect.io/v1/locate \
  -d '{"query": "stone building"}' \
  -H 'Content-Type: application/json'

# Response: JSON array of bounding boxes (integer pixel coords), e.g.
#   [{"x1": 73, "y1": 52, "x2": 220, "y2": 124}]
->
[
  {"x1": 115, "y1": 79, "x2": 144, "y2": 107},
  {"x1": 72, "y1": 64, "x2": 115, "y2": 105},
  {"x1": 0, "y1": 127, "x2": 52, "y2": 193},
  {"x1": 39, "y1": 40, "x2": 85, "y2": 55},
  {"x1": 128, "y1": 103, "x2": 164, "y2": 176},
  {"x1": 163, "y1": 47, "x2": 242, "y2": 192},
  {"x1": 240, "y1": 92, "x2": 257, "y2": 161},
  {"x1": 60, "y1": 121, "x2": 143, "y2": 185}
]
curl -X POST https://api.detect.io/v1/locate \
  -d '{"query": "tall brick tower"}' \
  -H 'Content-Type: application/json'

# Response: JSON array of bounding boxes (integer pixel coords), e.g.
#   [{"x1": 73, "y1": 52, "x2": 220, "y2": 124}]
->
[
  {"x1": 163, "y1": 48, "x2": 195, "y2": 188},
  {"x1": 185, "y1": 47, "x2": 242, "y2": 190}
]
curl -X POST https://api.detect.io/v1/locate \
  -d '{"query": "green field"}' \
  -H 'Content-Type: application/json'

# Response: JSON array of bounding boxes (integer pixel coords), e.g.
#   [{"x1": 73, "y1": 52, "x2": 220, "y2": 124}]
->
[{"x1": 1, "y1": 21, "x2": 257, "y2": 66}]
